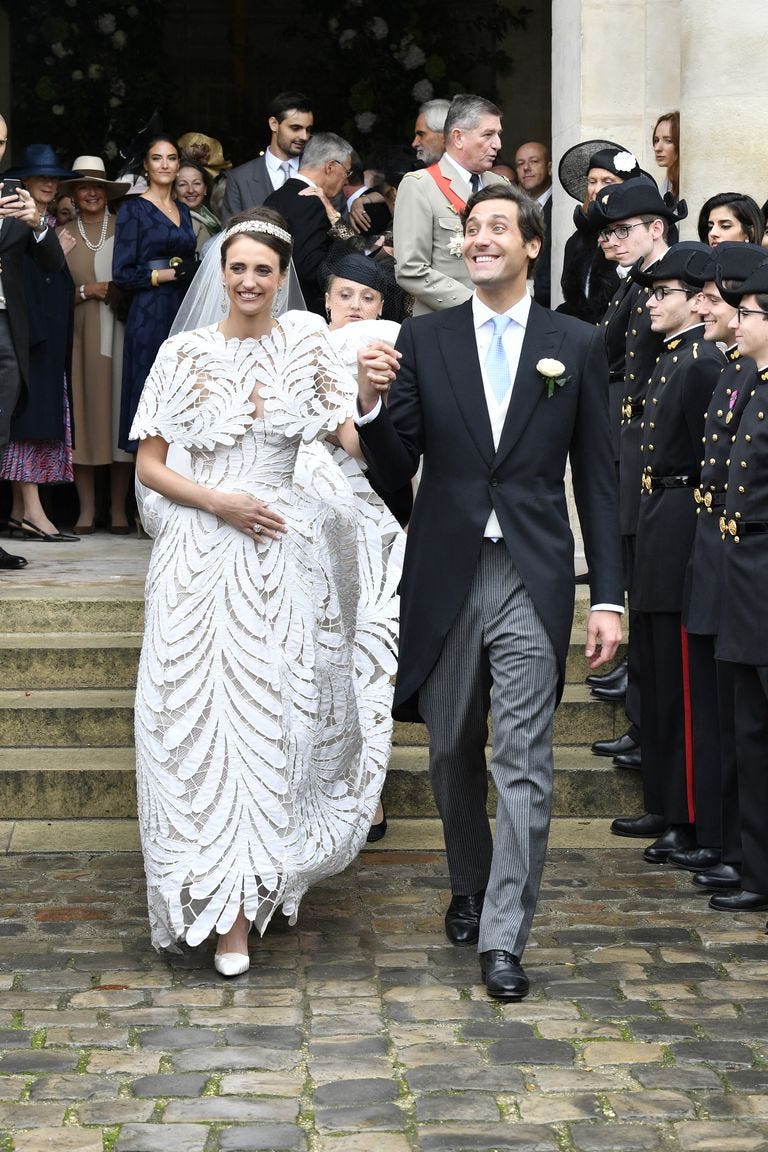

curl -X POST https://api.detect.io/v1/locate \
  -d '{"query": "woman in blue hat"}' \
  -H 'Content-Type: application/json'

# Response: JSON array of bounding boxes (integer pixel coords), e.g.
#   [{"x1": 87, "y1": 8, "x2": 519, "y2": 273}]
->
[{"x1": 0, "y1": 144, "x2": 80, "y2": 542}]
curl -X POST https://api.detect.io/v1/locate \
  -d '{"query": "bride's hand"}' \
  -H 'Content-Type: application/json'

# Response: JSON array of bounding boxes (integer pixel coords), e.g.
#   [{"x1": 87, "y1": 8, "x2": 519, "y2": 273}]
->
[{"x1": 209, "y1": 491, "x2": 287, "y2": 541}]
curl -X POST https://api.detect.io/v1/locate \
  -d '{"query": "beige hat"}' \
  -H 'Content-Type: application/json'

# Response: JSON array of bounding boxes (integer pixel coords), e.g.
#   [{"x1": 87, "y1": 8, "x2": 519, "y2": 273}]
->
[
  {"x1": 177, "y1": 133, "x2": 232, "y2": 177},
  {"x1": 59, "y1": 155, "x2": 131, "y2": 199}
]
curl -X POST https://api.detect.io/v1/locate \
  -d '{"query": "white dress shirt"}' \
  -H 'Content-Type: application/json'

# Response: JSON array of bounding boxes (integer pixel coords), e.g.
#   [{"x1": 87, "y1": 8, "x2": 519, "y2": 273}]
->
[{"x1": 264, "y1": 149, "x2": 299, "y2": 191}]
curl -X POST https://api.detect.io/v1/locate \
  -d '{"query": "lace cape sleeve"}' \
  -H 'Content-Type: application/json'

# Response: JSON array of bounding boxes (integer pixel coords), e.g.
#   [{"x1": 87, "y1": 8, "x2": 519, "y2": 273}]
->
[
  {"x1": 260, "y1": 311, "x2": 358, "y2": 444},
  {"x1": 128, "y1": 327, "x2": 257, "y2": 448}
]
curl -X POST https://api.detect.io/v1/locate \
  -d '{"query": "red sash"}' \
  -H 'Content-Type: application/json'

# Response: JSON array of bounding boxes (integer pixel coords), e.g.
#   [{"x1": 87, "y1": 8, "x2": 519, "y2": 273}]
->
[{"x1": 426, "y1": 163, "x2": 466, "y2": 215}]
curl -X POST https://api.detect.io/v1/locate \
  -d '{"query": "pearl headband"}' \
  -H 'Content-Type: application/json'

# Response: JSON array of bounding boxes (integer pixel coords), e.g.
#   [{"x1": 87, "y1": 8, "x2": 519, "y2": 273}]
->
[{"x1": 223, "y1": 220, "x2": 292, "y2": 246}]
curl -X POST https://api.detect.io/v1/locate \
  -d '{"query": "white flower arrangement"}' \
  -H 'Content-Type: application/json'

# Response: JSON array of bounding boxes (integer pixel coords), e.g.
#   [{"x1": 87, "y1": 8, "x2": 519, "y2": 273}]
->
[
  {"x1": 355, "y1": 112, "x2": 377, "y2": 134},
  {"x1": 612, "y1": 151, "x2": 637, "y2": 174},
  {"x1": 97, "y1": 13, "x2": 116, "y2": 33},
  {"x1": 368, "y1": 17, "x2": 388, "y2": 39},
  {"x1": 112, "y1": 30, "x2": 127, "y2": 48},
  {"x1": 339, "y1": 28, "x2": 357, "y2": 48},
  {"x1": 412, "y1": 78, "x2": 433, "y2": 102}
]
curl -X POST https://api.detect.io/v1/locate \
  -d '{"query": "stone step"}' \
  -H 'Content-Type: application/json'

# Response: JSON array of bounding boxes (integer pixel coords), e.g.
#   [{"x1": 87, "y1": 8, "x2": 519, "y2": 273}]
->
[
  {"x1": 0, "y1": 684, "x2": 622, "y2": 748},
  {"x1": 0, "y1": 745, "x2": 642, "y2": 820},
  {"x1": 0, "y1": 585, "x2": 614, "y2": 634},
  {"x1": 0, "y1": 631, "x2": 623, "y2": 689},
  {"x1": 0, "y1": 816, "x2": 641, "y2": 855}
]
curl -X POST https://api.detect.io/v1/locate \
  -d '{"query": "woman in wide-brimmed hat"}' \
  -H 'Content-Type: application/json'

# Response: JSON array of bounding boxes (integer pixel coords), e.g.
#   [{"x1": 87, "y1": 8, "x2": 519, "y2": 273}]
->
[
  {"x1": 56, "y1": 156, "x2": 135, "y2": 533},
  {"x1": 556, "y1": 140, "x2": 648, "y2": 324},
  {"x1": 0, "y1": 145, "x2": 81, "y2": 542}
]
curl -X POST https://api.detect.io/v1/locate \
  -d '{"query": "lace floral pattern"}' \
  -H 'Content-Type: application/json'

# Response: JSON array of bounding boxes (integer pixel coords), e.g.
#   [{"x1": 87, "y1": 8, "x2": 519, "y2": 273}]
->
[{"x1": 130, "y1": 313, "x2": 403, "y2": 950}]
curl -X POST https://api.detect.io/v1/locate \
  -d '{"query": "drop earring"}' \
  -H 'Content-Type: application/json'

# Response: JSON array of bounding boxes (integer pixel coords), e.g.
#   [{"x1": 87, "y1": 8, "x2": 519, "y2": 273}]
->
[{"x1": 220, "y1": 285, "x2": 228, "y2": 314}]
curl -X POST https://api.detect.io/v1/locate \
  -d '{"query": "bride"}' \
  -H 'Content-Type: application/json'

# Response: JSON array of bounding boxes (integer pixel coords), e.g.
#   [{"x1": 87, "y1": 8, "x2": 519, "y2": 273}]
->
[{"x1": 130, "y1": 207, "x2": 404, "y2": 974}]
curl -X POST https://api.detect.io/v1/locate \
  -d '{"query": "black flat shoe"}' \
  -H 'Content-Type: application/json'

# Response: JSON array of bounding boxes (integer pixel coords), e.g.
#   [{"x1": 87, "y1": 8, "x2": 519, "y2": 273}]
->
[
  {"x1": 610, "y1": 813, "x2": 666, "y2": 838},
  {"x1": 613, "y1": 750, "x2": 642, "y2": 769},
  {"x1": 668, "y1": 847, "x2": 720, "y2": 872},
  {"x1": 480, "y1": 950, "x2": 529, "y2": 1000},
  {"x1": 643, "y1": 824, "x2": 696, "y2": 864},
  {"x1": 0, "y1": 546, "x2": 27, "y2": 570},
  {"x1": 586, "y1": 656, "x2": 628, "y2": 691},
  {"x1": 366, "y1": 808, "x2": 387, "y2": 843},
  {"x1": 709, "y1": 888, "x2": 768, "y2": 912},
  {"x1": 591, "y1": 731, "x2": 639, "y2": 757},
  {"x1": 445, "y1": 890, "x2": 484, "y2": 945},
  {"x1": 692, "y1": 863, "x2": 741, "y2": 891}
]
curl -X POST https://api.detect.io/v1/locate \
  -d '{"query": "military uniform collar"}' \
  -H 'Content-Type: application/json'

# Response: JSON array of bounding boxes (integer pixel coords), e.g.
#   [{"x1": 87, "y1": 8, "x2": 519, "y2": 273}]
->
[{"x1": 664, "y1": 324, "x2": 705, "y2": 352}]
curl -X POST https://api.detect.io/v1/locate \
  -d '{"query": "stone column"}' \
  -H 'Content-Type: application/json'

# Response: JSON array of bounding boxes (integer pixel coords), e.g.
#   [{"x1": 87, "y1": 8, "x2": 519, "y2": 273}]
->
[
  {"x1": 678, "y1": 0, "x2": 768, "y2": 239},
  {"x1": 549, "y1": 0, "x2": 681, "y2": 570}
]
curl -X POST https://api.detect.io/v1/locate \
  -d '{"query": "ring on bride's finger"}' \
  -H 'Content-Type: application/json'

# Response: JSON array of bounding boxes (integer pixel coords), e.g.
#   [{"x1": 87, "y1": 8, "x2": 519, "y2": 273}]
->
[{"x1": 252, "y1": 523, "x2": 262, "y2": 534}]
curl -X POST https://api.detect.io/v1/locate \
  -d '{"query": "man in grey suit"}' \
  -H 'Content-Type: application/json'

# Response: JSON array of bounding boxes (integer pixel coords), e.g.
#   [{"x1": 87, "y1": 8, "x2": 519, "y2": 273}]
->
[
  {"x1": 392, "y1": 94, "x2": 508, "y2": 316},
  {"x1": 221, "y1": 92, "x2": 313, "y2": 222},
  {"x1": 357, "y1": 184, "x2": 623, "y2": 998}
]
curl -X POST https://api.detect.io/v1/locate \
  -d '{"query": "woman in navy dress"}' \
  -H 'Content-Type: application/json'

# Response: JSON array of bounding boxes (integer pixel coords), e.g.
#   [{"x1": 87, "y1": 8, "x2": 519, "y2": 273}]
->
[{"x1": 113, "y1": 135, "x2": 197, "y2": 451}]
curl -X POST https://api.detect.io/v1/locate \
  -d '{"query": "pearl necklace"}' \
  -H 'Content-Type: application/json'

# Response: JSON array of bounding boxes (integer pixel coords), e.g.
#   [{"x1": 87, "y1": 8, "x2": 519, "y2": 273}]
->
[{"x1": 77, "y1": 211, "x2": 109, "y2": 252}]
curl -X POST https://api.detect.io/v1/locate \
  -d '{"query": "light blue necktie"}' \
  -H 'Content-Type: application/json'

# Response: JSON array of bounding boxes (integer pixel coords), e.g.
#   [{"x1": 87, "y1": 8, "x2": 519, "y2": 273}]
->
[{"x1": 485, "y1": 314, "x2": 512, "y2": 403}]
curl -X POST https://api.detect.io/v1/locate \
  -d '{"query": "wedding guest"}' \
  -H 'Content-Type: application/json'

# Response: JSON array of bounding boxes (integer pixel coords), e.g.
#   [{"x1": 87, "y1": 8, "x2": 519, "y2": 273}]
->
[
  {"x1": 57, "y1": 155, "x2": 134, "y2": 533},
  {"x1": 0, "y1": 144, "x2": 78, "y2": 542},
  {"x1": 175, "y1": 158, "x2": 220, "y2": 253},
  {"x1": 177, "y1": 131, "x2": 232, "y2": 220},
  {"x1": 652, "y1": 112, "x2": 679, "y2": 200},
  {"x1": 0, "y1": 118, "x2": 66, "y2": 568},
  {"x1": 112, "y1": 135, "x2": 197, "y2": 452},
  {"x1": 697, "y1": 193, "x2": 763, "y2": 248}
]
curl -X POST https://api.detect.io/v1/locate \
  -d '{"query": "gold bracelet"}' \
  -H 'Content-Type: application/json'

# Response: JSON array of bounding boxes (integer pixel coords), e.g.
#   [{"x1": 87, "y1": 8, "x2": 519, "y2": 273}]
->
[{"x1": 150, "y1": 270, "x2": 159, "y2": 287}]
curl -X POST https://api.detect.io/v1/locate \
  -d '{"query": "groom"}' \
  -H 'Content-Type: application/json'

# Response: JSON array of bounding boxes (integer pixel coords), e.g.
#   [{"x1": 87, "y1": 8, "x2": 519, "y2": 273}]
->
[{"x1": 357, "y1": 183, "x2": 623, "y2": 999}]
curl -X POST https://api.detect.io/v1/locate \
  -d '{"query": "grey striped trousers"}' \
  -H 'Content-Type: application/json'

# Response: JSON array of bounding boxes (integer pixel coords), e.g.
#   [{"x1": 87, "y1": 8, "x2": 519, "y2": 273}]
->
[{"x1": 418, "y1": 539, "x2": 558, "y2": 957}]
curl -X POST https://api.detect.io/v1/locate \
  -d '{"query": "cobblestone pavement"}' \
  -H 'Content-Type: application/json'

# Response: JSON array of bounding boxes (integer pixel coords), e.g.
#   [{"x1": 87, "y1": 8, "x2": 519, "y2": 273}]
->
[{"x1": 0, "y1": 843, "x2": 767, "y2": 1152}]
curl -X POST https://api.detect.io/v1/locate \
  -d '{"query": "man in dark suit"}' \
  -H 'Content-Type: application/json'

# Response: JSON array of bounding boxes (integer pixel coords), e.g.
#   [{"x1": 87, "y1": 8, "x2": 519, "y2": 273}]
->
[
  {"x1": 0, "y1": 114, "x2": 66, "y2": 570},
  {"x1": 264, "y1": 133, "x2": 354, "y2": 316},
  {"x1": 514, "y1": 142, "x2": 552, "y2": 308},
  {"x1": 221, "y1": 92, "x2": 313, "y2": 222},
  {"x1": 356, "y1": 183, "x2": 623, "y2": 999}
]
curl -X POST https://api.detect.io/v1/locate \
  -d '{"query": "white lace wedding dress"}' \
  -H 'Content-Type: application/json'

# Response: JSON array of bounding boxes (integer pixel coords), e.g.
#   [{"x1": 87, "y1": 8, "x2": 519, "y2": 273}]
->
[{"x1": 129, "y1": 311, "x2": 404, "y2": 950}]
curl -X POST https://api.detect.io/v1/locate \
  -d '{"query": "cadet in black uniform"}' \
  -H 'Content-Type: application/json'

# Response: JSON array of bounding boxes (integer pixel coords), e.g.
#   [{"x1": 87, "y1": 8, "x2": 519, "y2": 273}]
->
[
  {"x1": 675, "y1": 245, "x2": 765, "y2": 884},
  {"x1": 610, "y1": 243, "x2": 725, "y2": 860},
  {"x1": 711, "y1": 258, "x2": 768, "y2": 914},
  {"x1": 587, "y1": 182, "x2": 683, "y2": 772}
]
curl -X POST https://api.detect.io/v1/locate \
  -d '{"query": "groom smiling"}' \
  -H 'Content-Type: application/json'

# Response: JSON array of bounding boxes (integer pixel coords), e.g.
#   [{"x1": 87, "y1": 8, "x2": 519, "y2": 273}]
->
[{"x1": 356, "y1": 183, "x2": 623, "y2": 1000}]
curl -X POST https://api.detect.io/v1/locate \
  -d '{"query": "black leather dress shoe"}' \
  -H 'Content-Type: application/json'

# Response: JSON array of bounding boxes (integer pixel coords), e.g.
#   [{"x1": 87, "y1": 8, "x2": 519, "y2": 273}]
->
[
  {"x1": 610, "y1": 812, "x2": 667, "y2": 838},
  {"x1": 613, "y1": 750, "x2": 642, "y2": 769},
  {"x1": 591, "y1": 731, "x2": 639, "y2": 758},
  {"x1": 668, "y1": 846, "x2": 721, "y2": 872},
  {"x1": 586, "y1": 656, "x2": 628, "y2": 691},
  {"x1": 643, "y1": 824, "x2": 697, "y2": 863},
  {"x1": 709, "y1": 888, "x2": 768, "y2": 911},
  {"x1": 590, "y1": 677, "x2": 628, "y2": 702},
  {"x1": 692, "y1": 863, "x2": 741, "y2": 890},
  {"x1": 480, "y1": 950, "x2": 529, "y2": 1000},
  {"x1": 0, "y1": 547, "x2": 27, "y2": 570},
  {"x1": 445, "y1": 891, "x2": 484, "y2": 945}
]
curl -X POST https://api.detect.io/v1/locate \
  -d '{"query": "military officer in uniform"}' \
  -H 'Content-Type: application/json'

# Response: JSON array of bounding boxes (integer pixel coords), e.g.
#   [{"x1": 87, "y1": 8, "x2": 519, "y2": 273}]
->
[
  {"x1": 710, "y1": 259, "x2": 768, "y2": 915},
  {"x1": 610, "y1": 243, "x2": 724, "y2": 860}
]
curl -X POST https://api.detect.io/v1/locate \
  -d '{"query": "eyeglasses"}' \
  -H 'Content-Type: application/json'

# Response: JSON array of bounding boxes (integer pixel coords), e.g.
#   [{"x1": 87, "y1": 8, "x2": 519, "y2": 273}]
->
[
  {"x1": 736, "y1": 306, "x2": 768, "y2": 322},
  {"x1": 597, "y1": 221, "x2": 648, "y2": 243},
  {"x1": 330, "y1": 159, "x2": 353, "y2": 178},
  {"x1": 651, "y1": 286, "x2": 691, "y2": 301}
]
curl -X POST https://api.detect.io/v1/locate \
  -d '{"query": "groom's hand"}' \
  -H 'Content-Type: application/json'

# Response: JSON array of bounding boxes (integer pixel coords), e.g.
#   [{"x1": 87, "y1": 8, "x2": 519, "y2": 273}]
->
[
  {"x1": 585, "y1": 610, "x2": 622, "y2": 669},
  {"x1": 357, "y1": 341, "x2": 400, "y2": 415}
]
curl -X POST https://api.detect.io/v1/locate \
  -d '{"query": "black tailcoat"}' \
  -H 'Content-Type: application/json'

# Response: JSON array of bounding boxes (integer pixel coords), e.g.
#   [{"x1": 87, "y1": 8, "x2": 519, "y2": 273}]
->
[{"x1": 358, "y1": 298, "x2": 624, "y2": 718}]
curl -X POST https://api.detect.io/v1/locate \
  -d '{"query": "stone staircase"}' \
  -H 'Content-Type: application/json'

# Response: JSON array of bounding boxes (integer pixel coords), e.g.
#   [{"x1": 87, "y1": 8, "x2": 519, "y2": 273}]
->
[{"x1": 0, "y1": 576, "x2": 641, "y2": 825}]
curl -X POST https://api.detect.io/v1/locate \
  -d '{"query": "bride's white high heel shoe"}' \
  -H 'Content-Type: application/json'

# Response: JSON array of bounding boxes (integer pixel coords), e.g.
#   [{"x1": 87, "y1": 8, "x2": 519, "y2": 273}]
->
[
  {"x1": 214, "y1": 950, "x2": 250, "y2": 977},
  {"x1": 214, "y1": 914, "x2": 252, "y2": 976}
]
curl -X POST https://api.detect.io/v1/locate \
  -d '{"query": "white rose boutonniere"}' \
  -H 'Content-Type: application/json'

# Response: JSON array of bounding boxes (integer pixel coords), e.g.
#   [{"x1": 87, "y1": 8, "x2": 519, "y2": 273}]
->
[
  {"x1": 536, "y1": 358, "x2": 570, "y2": 398},
  {"x1": 447, "y1": 230, "x2": 464, "y2": 259}
]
